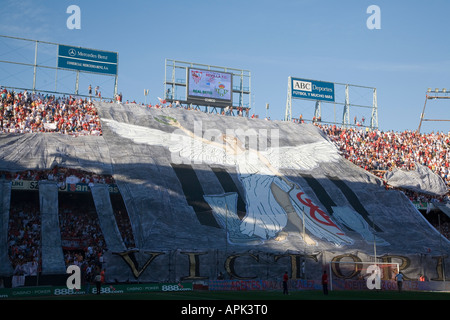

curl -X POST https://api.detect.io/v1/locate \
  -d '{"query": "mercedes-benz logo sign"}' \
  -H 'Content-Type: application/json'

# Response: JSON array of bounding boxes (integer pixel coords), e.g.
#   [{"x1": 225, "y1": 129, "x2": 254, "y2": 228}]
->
[{"x1": 68, "y1": 48, "x2": 76, "y2": 57}]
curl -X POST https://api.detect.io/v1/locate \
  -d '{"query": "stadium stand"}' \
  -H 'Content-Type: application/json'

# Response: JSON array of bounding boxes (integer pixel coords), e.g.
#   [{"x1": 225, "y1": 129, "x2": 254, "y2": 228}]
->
[
  {"x1": 315, "y1": 123, "x2": 450, "y2": 241},
  {"x1": 0, "y1": 88, "x2": 102, "y2": 135},
  {"x1": 0, "y1": 90, "x2": 449, "y2": 285},
  {"x1": 8, "y1": 191, "x2": 40, "y2": 277},
  {"x1": 2, "y1": 87, "x2": 447, "y2": 197},
  {"x1": 2, "y1": 169, "x2": 128, "y2": 280},
  {"x1": 316, "y1": 124, "x2": 450, "y2": 193}
]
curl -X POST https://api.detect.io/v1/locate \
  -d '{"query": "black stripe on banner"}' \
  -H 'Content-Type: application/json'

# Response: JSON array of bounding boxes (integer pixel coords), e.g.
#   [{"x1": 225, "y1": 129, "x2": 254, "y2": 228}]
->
[
  {"x1": 327, "y1": 175, "x2": 382, "y2": 232},
  {"x1": 211, "y1": 167, "x2": 246, "y2": 220},
  {"x1": 301, "y1": 174, "x2": 356, "y2": 232},
  {"x1": 171, "y1": 163, "x2": 221, "y2": 228},
  {"x1": 301, "y1": 174, "x2": 337, "y2": 215}
]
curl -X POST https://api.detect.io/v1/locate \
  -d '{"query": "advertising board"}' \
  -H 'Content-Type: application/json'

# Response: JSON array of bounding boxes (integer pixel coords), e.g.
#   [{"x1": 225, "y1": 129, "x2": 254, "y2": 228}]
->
[
  {"x1": 58, "y1": 44, "x2": 118, "y2": 76},
  {"x1": 291, "y1": 77, "x2": 335, "y2": 102}
]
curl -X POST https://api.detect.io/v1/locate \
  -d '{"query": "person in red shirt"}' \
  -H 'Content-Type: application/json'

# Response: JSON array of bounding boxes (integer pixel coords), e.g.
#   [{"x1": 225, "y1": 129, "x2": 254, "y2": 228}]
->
[
  {"x1": 322, "y1": 270, "x2": 328, "y2": 295},
  {"x1": 282, "y1": 271, "x2": 289, "y2": 295}
]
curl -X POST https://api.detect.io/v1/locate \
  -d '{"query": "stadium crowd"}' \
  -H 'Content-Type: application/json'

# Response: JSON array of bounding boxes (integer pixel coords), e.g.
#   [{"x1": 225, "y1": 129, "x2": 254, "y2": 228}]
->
[
  {"x1": 0, "y1": 88, "x2": 102, "y2": 135},
  {"x1": 4, "y1": 167, "x2": 135, "y2": 280},
  {"x1": 145, "y1": 100, "x2": 252, "y2": 117},
  {"x1": 316, "y1": 124, "x2": 450, "y2": 195},
  {"x1": 314, "y1": 123, "x2": 450, "y2": 239},
  {"x1": 1, "y1": 167, "x2": 115, "y2": 187},
  {"x1": 8, "y1": 200, "x2": 40, "y2": 276},
  {"x1": 58, "y1": 194, "x2": 107, "y2": 287}
]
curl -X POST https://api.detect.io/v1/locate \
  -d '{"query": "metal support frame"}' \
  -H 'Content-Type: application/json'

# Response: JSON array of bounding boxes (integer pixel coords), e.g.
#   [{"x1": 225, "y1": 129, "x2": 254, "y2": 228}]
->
[
  {"x1": 284, "y1": 77, "x2": 292, "y2": 121},
  {"x1": 371, "y1": 88, "x2": 378, "y2": 129},
  {"x1": 417, "y1": 89, "x2": 450, "y2": 133},
  {"x1": 32, "y1": 40, "x2": 38, "y2": 93},
  {"x1": 314, "y1": 101, "x2": 321, "y2": 121},
  {"x1": 285, "y1": 77, "x2": 379, "y2": 130},
  {"x1": 0, "y1": 34, "x2": 118, "y2": 100},
  {"x1": 342, "y1": 84, "x2": 350, "y2": 127}
]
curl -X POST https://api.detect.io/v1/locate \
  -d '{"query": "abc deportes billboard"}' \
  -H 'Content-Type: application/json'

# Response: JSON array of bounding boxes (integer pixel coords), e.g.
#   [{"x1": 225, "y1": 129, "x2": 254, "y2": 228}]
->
[{"x1": 291, "y1": 77, "x2": 335, "y2": 102}]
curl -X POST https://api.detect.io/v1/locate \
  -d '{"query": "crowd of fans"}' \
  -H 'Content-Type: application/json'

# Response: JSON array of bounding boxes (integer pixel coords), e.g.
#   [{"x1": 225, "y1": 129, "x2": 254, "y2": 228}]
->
[
  {"x1": 8, "y1": 200, "x2": 40, "y2": 276},
  {"x1": 0, "y1": 88, "x2": 102, "y2": 135},
  {"x1": 59, "y1": 198, "x2": 106, "y2": 253},
  {"x1": 113, "y1": 208, "x2": 135, "y2": 249},
  {"x1": 58, "y1": 194, "x2": 107, "y2": 288},
  {"x1": 4, "y1": 167, "x2": 134, "y2": 279},
  {"x1": 1, "y1": 167, "x2": 115, "y2": 188},
  {"x1": 144, "y1": 101, "x2": 252, "y2": 117},
  {"x1": 314, "y1": 123, "x2": 450, "y2": 240},
  {"x1": 0, "y1": 87, "x2": 252, "y2": 137},
  {"x1": 316, "y1": 124, "x2": 450, "y2": 193},
  {"x1": 429, "y1": 213, "x2": 450, "y2": 240},
  {"x1": 58, "y1": 193, "x2": 135, "y2": 286}
]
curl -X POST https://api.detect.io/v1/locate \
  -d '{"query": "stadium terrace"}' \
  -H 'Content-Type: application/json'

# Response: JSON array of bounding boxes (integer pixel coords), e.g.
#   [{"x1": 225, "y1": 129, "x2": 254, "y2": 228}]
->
[{"x1": 0, "y1": 88, "x2": 449, "y2": 293}]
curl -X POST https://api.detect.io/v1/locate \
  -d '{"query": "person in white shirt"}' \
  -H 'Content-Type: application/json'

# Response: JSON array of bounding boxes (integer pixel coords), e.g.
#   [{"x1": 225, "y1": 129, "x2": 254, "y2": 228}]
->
[{"x1": 395, "y1": 272, "x2": 404, "y2": 292}]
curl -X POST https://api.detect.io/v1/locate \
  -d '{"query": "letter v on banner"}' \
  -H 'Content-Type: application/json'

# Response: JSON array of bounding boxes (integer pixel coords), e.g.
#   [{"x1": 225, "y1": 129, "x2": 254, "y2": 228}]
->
[{"x1": 113, "y1": 250, "x2": 164, "y2": 278}]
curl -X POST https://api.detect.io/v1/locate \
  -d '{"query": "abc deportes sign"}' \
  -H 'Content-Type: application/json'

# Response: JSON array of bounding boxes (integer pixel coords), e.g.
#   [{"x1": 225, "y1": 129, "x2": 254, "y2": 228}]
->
[{"x1": 291, "y1": 77, "x2": 335, "y2": 102}]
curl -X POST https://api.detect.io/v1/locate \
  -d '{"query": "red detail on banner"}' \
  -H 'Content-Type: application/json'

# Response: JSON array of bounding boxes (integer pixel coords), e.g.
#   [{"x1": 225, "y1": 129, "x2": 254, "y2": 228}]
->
[{"x1": 296, "y1": 192, "x2": 341, "y2": 229}]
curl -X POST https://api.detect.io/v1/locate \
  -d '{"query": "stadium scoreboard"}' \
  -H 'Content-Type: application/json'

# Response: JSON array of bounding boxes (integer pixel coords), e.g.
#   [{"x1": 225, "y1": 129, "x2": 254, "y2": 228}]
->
[{"x1": 187, "y1": 68, "x2": 233, "y2": 107}]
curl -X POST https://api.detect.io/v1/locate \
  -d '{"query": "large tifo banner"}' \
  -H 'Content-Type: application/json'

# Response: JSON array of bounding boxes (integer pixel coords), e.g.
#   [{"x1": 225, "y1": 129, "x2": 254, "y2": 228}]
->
[
  {"x1": 291, "y1": 77, "x2": 335, "y2": 102},
  {"x1": 58, "y1": 44, "x2": 118, "y2": 76}
]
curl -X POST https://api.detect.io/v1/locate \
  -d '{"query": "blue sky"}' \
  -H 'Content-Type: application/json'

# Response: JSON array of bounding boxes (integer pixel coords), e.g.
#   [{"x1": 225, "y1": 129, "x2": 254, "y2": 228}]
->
[{"x1": 1, "y1": 0, "x2": 449, "y2": 133}]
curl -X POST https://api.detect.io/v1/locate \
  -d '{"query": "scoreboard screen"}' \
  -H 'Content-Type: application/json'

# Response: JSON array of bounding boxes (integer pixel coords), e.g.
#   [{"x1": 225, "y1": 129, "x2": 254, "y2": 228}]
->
[{"x1": 187, "y1": 68, "x2": 233, "y2": 106}]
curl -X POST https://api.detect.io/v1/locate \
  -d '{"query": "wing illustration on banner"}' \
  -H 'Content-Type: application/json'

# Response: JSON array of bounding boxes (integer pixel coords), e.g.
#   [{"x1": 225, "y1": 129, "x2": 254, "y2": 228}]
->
[{"x1": 102, "y1": 117, "x2": 353, "y2": 246}]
